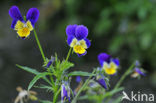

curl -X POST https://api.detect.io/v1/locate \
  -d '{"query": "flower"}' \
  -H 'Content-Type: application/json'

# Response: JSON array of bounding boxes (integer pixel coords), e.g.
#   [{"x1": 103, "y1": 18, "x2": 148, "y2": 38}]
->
[
  {"x1": 66, "y1": 24, "x2": 91, "y2": 56},
  {"x1": 95, "y1": 74, "x2": 107, "y2": 89},
  {"x1": 46, "y1": 56, "x2": 55, "y2": 68},
  {"x1": 9, "y1": 6, "x2": 39, "y2": 39},
  {"x1": 98, "y1": 53, "x2": 119, "y2": 75},
  {"x1": 61, "y1": 82, "x2": 70, "y2": 103},
  {"x1": 76, "y1": 76, "x2": 81, "y2": 83},
  {"x1": 131, "y1": 61, "x2": 146, "y2": 78}
]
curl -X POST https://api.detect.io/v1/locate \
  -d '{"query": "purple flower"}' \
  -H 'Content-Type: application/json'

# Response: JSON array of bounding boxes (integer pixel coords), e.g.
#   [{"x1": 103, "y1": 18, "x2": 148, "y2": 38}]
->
[
  {"x1": 61, "y1": 82, "x2": 70, "y2": 103},
  {"x1": 9, "y1": 6, "x2": 39, "y2": 39},
  {"x1": 98, "y1": 53, "x2": 119, "y2": 75},
  {"x1": 135, "y1": 68, "x2": 146, "y2": 76},
  {"x1": 96, "y1": 77, "x2": 107, "y2": 89},
  {"x1": 46, "y1": 56, "x2": 55, "y2": 68},
  {"x1": 66, "y1": 24, "x2": 91, "y2": 56},
  {"x1": 76, "y1": 76, "x2": 81, "y2": 83}
]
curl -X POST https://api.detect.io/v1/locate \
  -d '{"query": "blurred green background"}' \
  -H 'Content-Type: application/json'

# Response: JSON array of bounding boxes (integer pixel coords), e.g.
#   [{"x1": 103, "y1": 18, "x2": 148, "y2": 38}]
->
[{"x1": 0, "y1": 0, "x2": 155, "y2": 103}]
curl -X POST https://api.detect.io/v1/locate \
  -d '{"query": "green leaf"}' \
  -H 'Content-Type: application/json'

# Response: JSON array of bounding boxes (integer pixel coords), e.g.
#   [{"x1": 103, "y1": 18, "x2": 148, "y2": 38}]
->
[
  {"x1": 68, "y1": 71, "x2": 96, "y2": 77},
  {"x1": 39, "y1": 100, "x2": 52, "y2": 103},
  {"x1": 34, "y1": 84, "x2": 53, "y2": 92},
  {"x1": 16, "y1": 64, "x2": 40, "y2": 75},
  {"x1": 28, "y1": 72, "x2": 51, "y2": 90},
  {"x1": 60, "y1": 61, "x2": 74, "y2": 71},
  {"x1": 16, "y1": 64, "x2": 52, "y2": 86}
]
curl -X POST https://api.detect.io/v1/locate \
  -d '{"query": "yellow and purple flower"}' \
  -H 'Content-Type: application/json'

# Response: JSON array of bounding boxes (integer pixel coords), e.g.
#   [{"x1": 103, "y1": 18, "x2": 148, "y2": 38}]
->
[
  {"x1": 66, "y1": 24, "x2": 91, "y2": 56},
  {"x1": 98, "y1": 53, "x2": 119, "y2": 75},
  {"x1": 9, "y1": 6, "x2": 39, "y2": 39},
  {"x1": 61, "y1": 82, "x2": 70, "y2": 103},
  {"x1": 131, "y1": 61, "x2": 146, "y2": 78}
]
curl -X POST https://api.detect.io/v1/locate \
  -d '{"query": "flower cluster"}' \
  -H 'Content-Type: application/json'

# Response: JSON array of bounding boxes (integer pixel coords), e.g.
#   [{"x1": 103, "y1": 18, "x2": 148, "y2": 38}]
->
[
  {"x1": 66, "y1": 24, "x2": 91, "y2": 56},
  {"x1": 9, "y1": 5, "x2": 147, "y2": 103},
  {"x1": 9, "y1": 6, "x2": 39, "y2": 39}
]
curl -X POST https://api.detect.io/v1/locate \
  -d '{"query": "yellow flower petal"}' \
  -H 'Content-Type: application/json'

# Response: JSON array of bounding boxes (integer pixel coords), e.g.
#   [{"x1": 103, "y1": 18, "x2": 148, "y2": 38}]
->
[
  {"x1": 14, "y1": 20, "x2": 24, "y2": 30},
  {"x1": 79, "y1": 40, "x2": 87, "y2": 49},
  {"x1": 70, "y1": 38, "x2": 78, "y2": 47},
  {"x1": 105, "y1": 68, "x2": 116, "y2": 75},
  {"x1": 73, "y1": 45, "x2": 86, "y2": 54},
  {"x1": 17, "y1": 27, "x2": 30, "y2": 38},
  {"x1": 26, "y1": 20, "x2": 33, "y2": 31}
]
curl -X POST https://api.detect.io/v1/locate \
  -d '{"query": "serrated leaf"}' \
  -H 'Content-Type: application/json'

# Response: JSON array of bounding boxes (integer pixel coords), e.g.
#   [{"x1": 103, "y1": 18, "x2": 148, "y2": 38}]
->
[
  {"x1": 28, "y1": 72, "x2": 51, "y2": 90},
  {"x1": 60, "y1": 61, "x2": 74, "y2": 71},
  {"x1": 16, "y1": 64, "x2": 40, "y2": 75},
  {"x1": 68, "y1": 71, "x2": 96, "y2": 77}
]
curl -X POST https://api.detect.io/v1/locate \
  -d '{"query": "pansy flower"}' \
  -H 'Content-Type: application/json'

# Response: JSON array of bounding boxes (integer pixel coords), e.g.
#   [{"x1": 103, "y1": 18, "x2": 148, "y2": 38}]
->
[
  {"x1": 66, "y1": 24, "x2": 91, "y2": 56},
  {"x1": 9, "y1": 6, "x2": 39, "y2": 39},
  {"x1": 131, "y1": 61, "x2": 146, "y2": 78},
  {"x1": 61, "y1": 81, "x2": 70, "y2": 103},
  {"x1": 98, "y1": 53, "x2": 119, "y2": 75}
]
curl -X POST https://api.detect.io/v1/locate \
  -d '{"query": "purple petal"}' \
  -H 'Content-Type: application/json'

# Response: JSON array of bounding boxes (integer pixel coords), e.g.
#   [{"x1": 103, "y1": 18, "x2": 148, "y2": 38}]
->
[
  {"x1": 67, "y1": 36, "x2": 75, "y2": 46},
  {"x1": 61, "y1": 84, "x2": 68, "y2": 100},
  {"x1": 75, "y1": 25, "x2": 88, "y2": 40},
  {"x1": 98, "y1": 53, "x2": 111, "y2": 66},
  {"x1": 26, "y1": 8, "x2": 39, "y2": 25},
  {"x1": 76, "y1": 76, "x2": 81, "y2": 83},
  {"x1": 84, "y1": 38, "x2": 91, "y2": 48},
  {"x1": 66, "y1": 24, "x2": 77, "y2": 36},
  {"x1": 112, "y1": 58, "x2": 120, "y2": 66},
  {"x1": 135, "y1": 68, "x2": 146, "y2": 76},
  {"x1": 77, "y1": 51, "x2": 87, "y2": 57},
  {"x1": 11, "y1": 19, "x2": 18, "y2": 29},
  {"x1": 96, "y1": 78, "x2": 107, "y2": 89},
  {"x1": 9, "y1": 6, "x2": 23, "y2": 21}
]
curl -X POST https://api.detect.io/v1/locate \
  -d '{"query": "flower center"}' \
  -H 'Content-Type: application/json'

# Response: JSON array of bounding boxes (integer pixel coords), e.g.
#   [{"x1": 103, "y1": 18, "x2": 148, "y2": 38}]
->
[
  {"x1": 105, "y1": 68, "x2": 116, "y2": 75},
  {"x1": 73, "y1": 45, "x2": 86, "y2": 54},
  {"x1": 17, "y1": 27, "x2": 30, "y2": 38}
]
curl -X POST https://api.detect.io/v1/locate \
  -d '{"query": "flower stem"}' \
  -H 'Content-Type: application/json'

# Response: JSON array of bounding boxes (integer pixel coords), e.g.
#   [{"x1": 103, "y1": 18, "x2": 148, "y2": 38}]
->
[
  {"x1": 71, "y1": 69, "x2": 96, "y2": 103},
  {"x1": 106, "y1": 63, "x2": 135, "y2": 103},
  {"x1": 65, "y1": 47, "x2": 72, "y2": 62},
  {"x1": 114, "y1": 63, "x2": 135, "y2": 89},
  {"x1": 33, "y1": 29, "x2": 46, "y2": 62}
]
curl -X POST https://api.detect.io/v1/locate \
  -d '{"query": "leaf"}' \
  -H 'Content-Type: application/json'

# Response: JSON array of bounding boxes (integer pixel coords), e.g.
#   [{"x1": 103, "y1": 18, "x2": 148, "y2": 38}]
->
[
  {"x1": 34, "y1": 84, "x2": 53, "y2": 92},
  {"x1": 39, "y1": 100, "x2": 52, "y2": 103},
  {"x1": 16, "y1": 64, "x2": 52, "y2": 86},
  {"x1": 68, "y1": 71, "x2": 96, "y2": 77},
  {"x1": 28, "y1": 72, "x2": 51, "y2": 90},
  {"x1": 16, "y1": 64, "x2": 40, "y2": 75},
  {"x1": 60, "y1": 61, "x2": 74, "y2": 71}
]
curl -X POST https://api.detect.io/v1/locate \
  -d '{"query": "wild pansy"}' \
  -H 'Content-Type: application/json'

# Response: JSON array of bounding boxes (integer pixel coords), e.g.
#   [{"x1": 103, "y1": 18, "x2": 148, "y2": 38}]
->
[
  {"x1": 131, "y1": 61, "x2": 146, "y2": 78},
  {"x1": 9, "y1": 6, "x2": 39, "y2": 39},
  {"x1": 66, "y1": 24, "x2": 91, "y2": 56},
  {"x1": 98, "y1": 53, "x2": 119, "y2": 75},
  {"x1": 61, "y1": 81, "x2": 70, "y2": 103}
]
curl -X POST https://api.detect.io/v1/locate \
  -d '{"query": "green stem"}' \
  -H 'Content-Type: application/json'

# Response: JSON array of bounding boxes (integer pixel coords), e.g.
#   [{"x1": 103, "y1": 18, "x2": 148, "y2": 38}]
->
[
  {"x1": 65, "y1": 47, "x2": 72, "y2": 62},
  {"x1": 53, "y1": 86, "x2": 61, "y2": 103},
  {"x1": 114, "y1": 63, "x2": 135, "y2": 89},
  {"x1": 106, "y1": 63, "x2": 135, "y2": 103},
  {"x1": 33, "y1": 29, "x2": 46, "y2": 62},
  {"x1": 71, "y1": 69, "x2": 96, "y2": 103}
]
